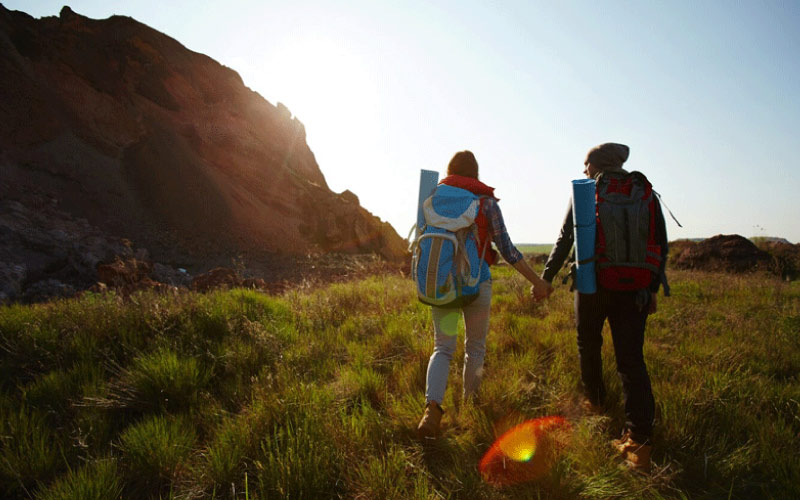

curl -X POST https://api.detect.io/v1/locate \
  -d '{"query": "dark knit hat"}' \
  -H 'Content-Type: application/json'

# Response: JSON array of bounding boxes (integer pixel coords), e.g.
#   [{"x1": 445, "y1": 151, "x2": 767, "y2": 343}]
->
[{"x1": 585, "y1": 143, "x2": 629, "y2": 171}]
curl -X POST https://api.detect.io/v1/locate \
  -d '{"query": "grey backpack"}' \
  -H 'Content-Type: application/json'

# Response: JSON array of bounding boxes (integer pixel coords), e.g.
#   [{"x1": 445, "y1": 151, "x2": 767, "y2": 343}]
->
[{"x1": 594, "y1": 171, "x2": 662, "y2": 290}]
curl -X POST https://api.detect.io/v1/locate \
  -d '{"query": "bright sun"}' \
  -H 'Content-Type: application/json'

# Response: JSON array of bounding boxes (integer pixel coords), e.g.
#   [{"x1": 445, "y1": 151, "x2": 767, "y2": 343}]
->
[
  {"x1": 227, "y1": 34, "x2": 386, "y2": 195},
  {"x1": 266, "y1": 37, "x2": 382, "y2": 159}
]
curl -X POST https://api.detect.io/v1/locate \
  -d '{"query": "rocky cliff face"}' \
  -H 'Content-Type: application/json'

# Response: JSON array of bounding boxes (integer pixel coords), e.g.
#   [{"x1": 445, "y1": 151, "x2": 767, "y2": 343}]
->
[{"x1": 0, "y1": 5, "x2": 407, "y2": 300}]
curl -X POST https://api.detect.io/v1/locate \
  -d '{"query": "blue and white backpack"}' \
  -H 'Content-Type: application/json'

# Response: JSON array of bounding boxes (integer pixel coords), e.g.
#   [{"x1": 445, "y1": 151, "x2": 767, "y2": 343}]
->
[{"x1": 409, "y1": 184, "x2": 489, "y2": 308}]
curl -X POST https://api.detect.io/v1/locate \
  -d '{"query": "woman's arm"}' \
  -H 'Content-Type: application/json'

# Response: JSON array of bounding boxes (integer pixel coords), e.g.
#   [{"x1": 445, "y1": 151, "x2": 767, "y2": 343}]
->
[
  {"x1": 513, "y1": 259, "x2": 553, "y2": 300},
  {"x1": 484, "y1": 199, "x2": 553, "y2": 300}
]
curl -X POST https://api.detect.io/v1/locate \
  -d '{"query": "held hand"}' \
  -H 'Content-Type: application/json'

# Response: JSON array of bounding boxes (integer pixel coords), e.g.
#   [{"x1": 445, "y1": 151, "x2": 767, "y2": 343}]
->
[
  {"x1": 530, "y1": 283, "x2": 553, "y2": 302},
  {"x1": 512, "y1": 259, "x2": 553, "y2": 302}
]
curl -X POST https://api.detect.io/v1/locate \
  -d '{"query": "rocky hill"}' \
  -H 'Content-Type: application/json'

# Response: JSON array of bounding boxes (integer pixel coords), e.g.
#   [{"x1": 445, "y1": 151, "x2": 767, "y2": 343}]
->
[
  {"x1": 669, "y1": 234, "x2": 800, "y2": 280},
  {"x1": 0, "y1": 5, "x2": 407, "y2": 301},
  {"x1": 670, "y1": 234, "x2": 771, "y2": 273}
]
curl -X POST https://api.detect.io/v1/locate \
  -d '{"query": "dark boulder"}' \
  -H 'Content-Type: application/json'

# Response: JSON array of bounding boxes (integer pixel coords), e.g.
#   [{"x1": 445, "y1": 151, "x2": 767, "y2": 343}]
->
[{"x1": 671, "y1": 234, "x2": 771, "y2": 273}]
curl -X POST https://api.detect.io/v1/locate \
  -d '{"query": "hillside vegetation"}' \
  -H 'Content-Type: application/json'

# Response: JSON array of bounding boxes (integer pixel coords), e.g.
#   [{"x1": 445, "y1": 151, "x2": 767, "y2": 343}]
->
[{"x1": 0, "y1": 265, "x2": 798, "y2": 499}]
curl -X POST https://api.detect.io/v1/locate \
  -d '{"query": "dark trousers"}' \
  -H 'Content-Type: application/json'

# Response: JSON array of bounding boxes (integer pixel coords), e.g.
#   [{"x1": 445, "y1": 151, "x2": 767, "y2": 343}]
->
[{"x1": 575, "y1": 289, "x2": 655, "y2": 443}]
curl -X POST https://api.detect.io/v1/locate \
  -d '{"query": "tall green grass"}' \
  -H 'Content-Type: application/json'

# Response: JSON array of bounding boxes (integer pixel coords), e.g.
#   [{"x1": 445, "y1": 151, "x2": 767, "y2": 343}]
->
[
  {"x1": 0, "y1": 270, "x2": 797, "y2": 498},
  {"x1": 515, "y1": 243, "x2": 554, "y2": 255}
]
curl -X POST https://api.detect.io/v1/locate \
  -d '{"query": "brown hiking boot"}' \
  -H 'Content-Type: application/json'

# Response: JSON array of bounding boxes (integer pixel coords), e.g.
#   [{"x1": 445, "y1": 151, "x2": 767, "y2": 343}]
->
[
  {"x1": 611, "y1": 430, "x2": 633, "y2": 452},
  {"x1": 612, "y1": 431, "x2": 652, "y2": 472},
  {"x1": 417, "y1": 401, "x2": 444, "y2": 439}
]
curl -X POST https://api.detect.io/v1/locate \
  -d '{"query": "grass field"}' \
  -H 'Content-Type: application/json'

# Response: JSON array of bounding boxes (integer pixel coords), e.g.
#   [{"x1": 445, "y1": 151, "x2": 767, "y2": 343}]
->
[
  {"x1": 1, "y1": 264, "x2": 798, "y2": 499},
  {"x1": 515, "y1": 244, "x2": 554, "y2": 255}
]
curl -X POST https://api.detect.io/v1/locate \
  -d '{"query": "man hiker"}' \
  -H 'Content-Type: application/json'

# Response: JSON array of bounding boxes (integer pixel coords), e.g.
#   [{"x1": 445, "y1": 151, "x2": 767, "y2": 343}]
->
[{"x1": 541, "y1": 142, "x2": 669, "y2": 471}]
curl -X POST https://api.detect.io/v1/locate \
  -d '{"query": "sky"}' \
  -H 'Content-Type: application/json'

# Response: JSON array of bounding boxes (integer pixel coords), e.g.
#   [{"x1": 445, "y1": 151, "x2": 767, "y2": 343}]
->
[{"x1": 7, "y1": 0, "x2": 800, "y2": 243}]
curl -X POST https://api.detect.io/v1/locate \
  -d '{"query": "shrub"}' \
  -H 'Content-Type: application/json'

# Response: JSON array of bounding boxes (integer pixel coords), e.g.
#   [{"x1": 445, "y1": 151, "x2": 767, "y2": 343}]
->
[
  {"x1": 201, "y1": 397, "x2": 277, "y2": 491},
  {"x1": 35, "y1": 459, "x2": 123, "y2": 500},
  {"x1": 255, "y1": 414, "x2": 344, "y2": 499},
  {"x1": 347, "y1": 445, "x2": 435, "y2": 499},
  {"x1": 118, "y1": 415, "x2": 196, "y2": 491},
  {"x1": 0, "y1": 405, "x2": 61, "y2": 496},
  {"x1": 109, "y1": 347, "x2": 210, "y2": 413}
]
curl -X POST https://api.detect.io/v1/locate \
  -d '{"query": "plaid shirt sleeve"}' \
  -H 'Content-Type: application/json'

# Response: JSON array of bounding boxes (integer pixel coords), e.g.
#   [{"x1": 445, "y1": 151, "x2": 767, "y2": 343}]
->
[{"x1": 483, "y1": 198, "x2": 523, "y2": 265}]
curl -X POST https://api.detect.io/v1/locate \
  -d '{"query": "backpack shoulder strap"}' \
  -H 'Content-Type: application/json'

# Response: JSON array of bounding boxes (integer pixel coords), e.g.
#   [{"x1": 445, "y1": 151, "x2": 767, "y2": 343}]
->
[{"x1": 628, "y1": 170, "x2": 651, "y2": 186}]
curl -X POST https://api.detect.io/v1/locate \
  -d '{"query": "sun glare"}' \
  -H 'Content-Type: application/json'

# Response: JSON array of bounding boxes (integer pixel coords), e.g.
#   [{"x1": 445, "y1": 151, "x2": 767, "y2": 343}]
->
[
  {"x1": 267, "y1": 37, "x2": 381, "y2": 153},
  {"x1": 227, "y1": 35, "x2": 386, "y2": 194}
]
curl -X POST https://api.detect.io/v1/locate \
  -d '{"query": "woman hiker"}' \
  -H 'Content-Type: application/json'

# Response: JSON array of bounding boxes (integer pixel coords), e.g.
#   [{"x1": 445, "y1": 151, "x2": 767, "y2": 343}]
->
[{"x1": 417, "y1": 150, "x2": 553, "y2": 438}]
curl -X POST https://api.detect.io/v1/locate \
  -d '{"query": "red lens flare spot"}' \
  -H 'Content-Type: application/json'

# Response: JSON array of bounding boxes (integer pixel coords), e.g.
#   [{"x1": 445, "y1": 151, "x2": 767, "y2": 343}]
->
[{"x1": 479, "y1": 416, "x2": 571, "y2": 486}]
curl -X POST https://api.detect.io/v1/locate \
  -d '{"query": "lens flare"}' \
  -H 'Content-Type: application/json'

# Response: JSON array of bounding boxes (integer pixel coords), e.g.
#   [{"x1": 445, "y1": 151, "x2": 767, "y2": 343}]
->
[
  {"x1": 437, "y1": 310, "x2": 460, "y2": 336},
  {"x1": 479, "y1": 416, "x2": 571, "y2": 486},
  {"x1": 498, "y1": 428, "x2": 537, "y2": 461}
]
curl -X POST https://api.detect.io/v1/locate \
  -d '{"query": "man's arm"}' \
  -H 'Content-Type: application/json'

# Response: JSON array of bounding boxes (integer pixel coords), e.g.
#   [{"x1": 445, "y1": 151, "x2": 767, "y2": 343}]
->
[
  {"x1": 648, "y1": 198, "x2": 670, "y2": 313},
  {"x1": 649, "y1": 198, "x2": 669, "y2": 295},
  {"x1": 542, "y1": 200, "x2": 575, "y2": 284}
]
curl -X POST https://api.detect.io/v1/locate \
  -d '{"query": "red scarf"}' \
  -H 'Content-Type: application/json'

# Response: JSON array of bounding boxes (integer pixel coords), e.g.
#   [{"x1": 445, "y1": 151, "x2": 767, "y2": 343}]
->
[
  {"x1": 439, "y1": 175, "x2": 499, "y2": 266},
  {"x1": 439, "y1": 175, "x2": 498, "y2": 200}
]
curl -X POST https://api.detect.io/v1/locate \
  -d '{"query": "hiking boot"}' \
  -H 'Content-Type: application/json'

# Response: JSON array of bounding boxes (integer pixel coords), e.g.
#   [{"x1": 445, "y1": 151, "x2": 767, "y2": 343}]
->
[
  {"x1": 611, "y1": 430, "x2": 633, "y2": 452},
  {"x1": 417, "y1": 401, "x2": 444, "y2": 439},
  {"x1": 624, "y1": 442, "x2": 652, "y2": 471},
  {"x1": 612, "y1": 431, "x2": 652, "y2": 472}
]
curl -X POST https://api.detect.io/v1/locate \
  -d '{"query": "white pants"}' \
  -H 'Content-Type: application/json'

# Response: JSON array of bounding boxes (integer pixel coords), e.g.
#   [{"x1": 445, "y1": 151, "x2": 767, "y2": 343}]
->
[{"x1": 425, "y1": 280, "x2": 492, "y2": 405}]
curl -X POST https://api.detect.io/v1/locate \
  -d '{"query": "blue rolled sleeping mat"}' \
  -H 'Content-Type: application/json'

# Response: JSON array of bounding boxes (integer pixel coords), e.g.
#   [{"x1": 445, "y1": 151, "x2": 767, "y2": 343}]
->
[
  {"x1": 417, "y1": 169, "x2": 440, "y2": 234},
  {"x1": 571, "y1": 179, "x2": 597, "y2": 294}
]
